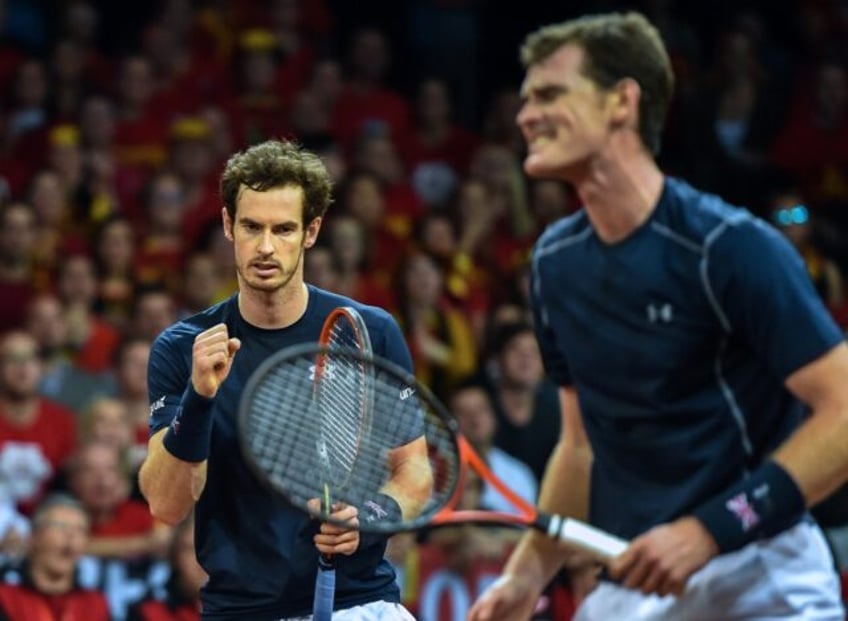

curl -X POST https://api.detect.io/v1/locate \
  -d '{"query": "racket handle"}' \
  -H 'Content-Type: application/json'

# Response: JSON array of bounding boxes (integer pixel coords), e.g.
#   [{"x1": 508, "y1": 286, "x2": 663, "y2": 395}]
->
[
  {"x1": 546, "y1": 515, "x2": 628, "y2": 560},
  {"x1": 312, "y1": 555, "x2": 335, "y2": 621}
]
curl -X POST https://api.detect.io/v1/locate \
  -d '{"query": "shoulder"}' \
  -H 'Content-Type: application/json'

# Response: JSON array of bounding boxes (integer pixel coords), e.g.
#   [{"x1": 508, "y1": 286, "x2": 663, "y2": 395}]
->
[
  {"x1": 654, "y1": 177, "x2": 757, "y2": 249},
  {"x1": 533, "y1": 210, "x2": 591, "y2": 259},
  {"x1": 308, "y1": 285, "x2": 398, "y2": 332}
]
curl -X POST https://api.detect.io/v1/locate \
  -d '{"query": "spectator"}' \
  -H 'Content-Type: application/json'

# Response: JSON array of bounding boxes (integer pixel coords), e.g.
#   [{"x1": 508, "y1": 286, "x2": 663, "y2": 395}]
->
[
  {"x1": 323, "y1": 212, "x2": 395, "y2": 309},
  {"x1": 449, "y1": 382, "x2": 538, "y2": 513},
  {"x1": 0, "y1": 493, "x2": 110, "y2": 621},
  {"x1": 129, "y1": 285, "x2": 177, "y2": 343},
  {"x1": 26, "y1": 293, "x2": 113, "y2": 413},
  {"x1": 92, "y1": 215, "x2": 138, "y2": 330},
  {"x1": 414, "y1": 211, "x2": 491, "y2": 346},
  {"x1": 78, "y1": 397, "x2": 142, "y2": 472},
  {"x1": 331, "y1": 26, "x2": 410, "y2": 149},
  {"x1": 177, "y1": 252, "x2": 225, "y2": 318},
  {"x1": 769, "y1": 190, "x2": 848, "y2": 328},
  {"x1": 394, "y1": 250, "x2": 477, "y2": 400},
  {"x1": 0, "y1": 203, "x2": 39, "y2": 330},
  {"x1": 135, "y1": 172, "x2": 189, "y2": 296},
  {"x1": 679, "y1": 20, "x2": 788, "y2": 212},
  {"x1": 397, "y1": 77, "x2": 479, "y2": 209},
  {"x1": 335, "y1": 170, "x2": 407, "y2": 278},
  {"x1": 165, "y1": 117, "x2": 222, "y2": 251},
  {"x1": 770, "y1": 58, "x2": 848, "y2": 214},
  {"x1": 351, "y1": 131, "x2": 425, "y2": 240},
  {"x1": 112, "y1": 55, "x2": 168, "y2": 173},
  {"x1": 0, "y1": 331, "x2": 77, "y2": 516},
  {"x1": 67, "y1": 440, "x2": 171, "y2": 562},
  {"x1": 56, "y1": 253, "x2": 122, "y2": 374},
  {"x1": 126, "y1": 516, "x2": 204, "y2": 621},
  {"x1": 109, "y1": 337, "x2": 153, "y2": 461},
  {"x1": 477, "y1": 321, "x2": 560, "y2": 483}
]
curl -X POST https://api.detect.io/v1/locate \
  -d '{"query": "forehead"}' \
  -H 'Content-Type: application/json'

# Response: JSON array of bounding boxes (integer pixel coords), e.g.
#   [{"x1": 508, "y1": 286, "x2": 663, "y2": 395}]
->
[
  {"x1": 40, "y1": 505, "x2": 88, "y2": 527},
  {"x1": 521, "y1": 43, "x2": 589, "y2": 95},
  {"x1": 1, "y1": 332, "x2": 37, "y2": 353},
  {"x1": 236, "y1": 185, "x2": 305, "y2": 220}
]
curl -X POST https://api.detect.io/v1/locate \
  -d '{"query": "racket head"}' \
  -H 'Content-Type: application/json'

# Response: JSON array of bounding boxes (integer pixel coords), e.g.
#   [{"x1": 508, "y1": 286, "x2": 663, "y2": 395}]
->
[
  {"x1": 319, "y1": 306, "x2": 373, "y2": 352},
  {"x1": 238, "y1": 343, "x2": 463, "y2": 533},
  {"x1": 314, "y1": 307, "x2": 374, "y2": 491}
]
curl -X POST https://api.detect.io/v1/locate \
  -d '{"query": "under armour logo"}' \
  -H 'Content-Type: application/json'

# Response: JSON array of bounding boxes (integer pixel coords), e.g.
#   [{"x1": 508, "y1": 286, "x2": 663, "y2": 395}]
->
[{"x1": 646, "y1": 302, "x2": 674, "y2": 323}]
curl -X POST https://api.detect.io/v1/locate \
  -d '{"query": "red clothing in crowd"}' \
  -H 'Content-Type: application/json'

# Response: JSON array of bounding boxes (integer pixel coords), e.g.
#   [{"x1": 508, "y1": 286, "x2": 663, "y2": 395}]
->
[
  {"x1": 0, "y1": 579, "x2": 110, "y2": 621},
  {"x1": 90, "y1": 499, "x2": 156, "y2": 537},
  {"x1": 331, "y1": 86, "x2": 410, "y2": 149},
  {"x1": 396, "y1": 124, "x2": 479, "y2": 178},
  {"x1": 129, "y1": 600, "x2": 200, "y2": 621},
  {"x1": 72, "y1": 319, "x2": 122, "y2": 374},
  {"x1": 0, "y1": 399, "x2": 78, "y2": 514}
]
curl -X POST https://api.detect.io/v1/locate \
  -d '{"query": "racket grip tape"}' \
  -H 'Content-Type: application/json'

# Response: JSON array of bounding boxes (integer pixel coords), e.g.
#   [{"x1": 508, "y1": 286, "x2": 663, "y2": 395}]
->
[
  {"x1": 546, "y1": 515, "x2": 628, "y2": 560},
  {"x1": 312, "y1": 557, "x2": 336, "y2": 621}
]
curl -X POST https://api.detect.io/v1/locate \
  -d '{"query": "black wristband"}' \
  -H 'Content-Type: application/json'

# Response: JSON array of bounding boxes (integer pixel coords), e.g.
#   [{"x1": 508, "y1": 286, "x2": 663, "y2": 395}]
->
[
  {"x1": 359, "y1": 493, "x2": 402, "y2": 549},
  {"x1": 692, "y1": 460, "x2": 806, "y2": 554},
  {"x1": 162, "y1": 385, "x2": 214, "y2": 463}
]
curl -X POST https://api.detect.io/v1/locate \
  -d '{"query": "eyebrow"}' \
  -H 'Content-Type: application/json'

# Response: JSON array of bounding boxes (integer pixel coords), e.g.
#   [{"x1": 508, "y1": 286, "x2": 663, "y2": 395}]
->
[{"x1": 520, "y1": 83, "x2": 569, "y2": 101}]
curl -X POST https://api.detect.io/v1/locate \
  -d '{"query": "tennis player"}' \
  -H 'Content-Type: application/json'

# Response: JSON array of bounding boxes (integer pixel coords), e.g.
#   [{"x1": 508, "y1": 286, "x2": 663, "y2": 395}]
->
[
  {"x1": 469, "y1": 12, "x2": 848, "y2": 621},
  {"x1": 139, "y1": 139, "x2": 424, "y2": 620}
]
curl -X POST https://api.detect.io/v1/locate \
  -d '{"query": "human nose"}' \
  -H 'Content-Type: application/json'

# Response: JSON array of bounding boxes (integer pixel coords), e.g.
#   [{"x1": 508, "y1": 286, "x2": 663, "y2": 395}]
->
[{"x1": 257, "y1": 229, "x2": 274, "y2": 254}]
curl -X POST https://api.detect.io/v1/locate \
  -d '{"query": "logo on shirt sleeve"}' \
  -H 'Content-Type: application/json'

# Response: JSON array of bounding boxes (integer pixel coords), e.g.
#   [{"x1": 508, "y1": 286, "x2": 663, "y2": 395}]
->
[{"x1": 149, "y1": 395, "x2": 166, "y2": 417}]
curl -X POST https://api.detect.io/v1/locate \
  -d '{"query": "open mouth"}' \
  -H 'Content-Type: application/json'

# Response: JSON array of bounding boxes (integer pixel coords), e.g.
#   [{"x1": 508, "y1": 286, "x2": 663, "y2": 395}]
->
[{"x1": 252, "y1": 263, "x2": 280, "y2": 275}]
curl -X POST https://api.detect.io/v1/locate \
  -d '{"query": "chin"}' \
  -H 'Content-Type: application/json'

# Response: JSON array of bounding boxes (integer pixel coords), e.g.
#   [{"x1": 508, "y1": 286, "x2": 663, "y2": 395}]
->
[{"x1": 523, "y1": 157, "x2": 561, "y2": 180}]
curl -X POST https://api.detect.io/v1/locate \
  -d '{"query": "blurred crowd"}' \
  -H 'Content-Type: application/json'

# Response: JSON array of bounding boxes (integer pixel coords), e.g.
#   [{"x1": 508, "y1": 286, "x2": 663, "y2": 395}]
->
[{"x1": 0, "y1": 0, "x2": 846, "y2": 619}]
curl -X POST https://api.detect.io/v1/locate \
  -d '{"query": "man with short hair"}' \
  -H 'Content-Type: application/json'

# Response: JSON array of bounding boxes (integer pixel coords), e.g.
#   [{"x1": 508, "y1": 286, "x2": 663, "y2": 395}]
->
[{"x1": 0, "y1": 493, "x2": 110, "y2": 620}]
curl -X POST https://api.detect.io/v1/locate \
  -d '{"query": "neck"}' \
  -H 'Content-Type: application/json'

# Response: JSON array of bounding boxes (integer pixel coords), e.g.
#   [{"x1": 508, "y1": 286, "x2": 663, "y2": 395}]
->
[
  {"x1": 0, "y1": 397, "x2": 39, "y2": 426},
  {"x1": 238, "y1": 281, "x2": 309, "y2": 329},
  {"x1": 29, "y1": 564, "x2": 74, "y2": 596},
  {"x1": 571, "y1": 140, "x2": 664, "y2": 244},
  {"x1": 0, "y1": 257, "x2": 29, "y2": 281},
  {"x1": 498, "y1": 385, "x2": 535, "y2": 425}
]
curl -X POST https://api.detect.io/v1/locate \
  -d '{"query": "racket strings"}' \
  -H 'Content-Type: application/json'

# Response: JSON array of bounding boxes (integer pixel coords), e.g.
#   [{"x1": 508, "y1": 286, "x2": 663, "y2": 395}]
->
[
  {"x1": 320, "y1": 321, "x2": 372, "y2": 482},
  {"x1": 241, "y1": 348, "x2": 461, "y2": 529}
]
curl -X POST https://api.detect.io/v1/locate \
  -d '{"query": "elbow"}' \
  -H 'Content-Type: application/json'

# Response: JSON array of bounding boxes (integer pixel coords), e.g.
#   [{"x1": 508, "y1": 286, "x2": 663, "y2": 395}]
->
[
  {"x1": 146, "y1": 498, "x2": 190, "y2": 526},
  {"x1": 139, "y1": 473, "x2": 191, "y2": 526}
]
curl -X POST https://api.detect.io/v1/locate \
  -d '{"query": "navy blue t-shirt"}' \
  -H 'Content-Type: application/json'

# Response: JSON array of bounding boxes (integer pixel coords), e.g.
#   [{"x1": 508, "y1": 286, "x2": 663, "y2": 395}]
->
[
  {"x1": 147, "y1": 286, "x2": 413, "y2": 620},
  {"x1": 530, "y1": 177, "x2": 844, "y2": 540}
]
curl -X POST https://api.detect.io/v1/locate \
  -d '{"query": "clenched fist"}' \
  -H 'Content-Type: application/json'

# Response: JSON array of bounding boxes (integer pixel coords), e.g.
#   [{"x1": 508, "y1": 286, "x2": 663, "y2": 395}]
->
[{"x1": 191, "y1": 323, "x2": 241, "y2": 398}]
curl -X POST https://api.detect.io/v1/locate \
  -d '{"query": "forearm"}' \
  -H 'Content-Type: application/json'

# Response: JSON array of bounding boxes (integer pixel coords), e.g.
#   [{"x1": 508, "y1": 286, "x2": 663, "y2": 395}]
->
[
  {"x1": 381, "y1": 437, "x2": 432, "y2": 519},
  {"x1": 503, "y1": 438, "x2": 592, "y2": 584},
  {"x1": 139, "y1": 429, "x2": 207, "y2": 525},
  {"x1": 772, "y1": 402, "x2": 848, "y2": 506}
]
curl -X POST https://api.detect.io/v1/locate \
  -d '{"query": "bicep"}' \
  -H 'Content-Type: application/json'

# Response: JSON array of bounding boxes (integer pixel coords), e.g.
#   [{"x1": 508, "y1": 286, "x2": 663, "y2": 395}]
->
[
  {"x1": 560, "y1": 386, "x2": 590, "y2": 450},
  {"x1": 785, "y1": 342, "x2": 848, "y2": 413}
]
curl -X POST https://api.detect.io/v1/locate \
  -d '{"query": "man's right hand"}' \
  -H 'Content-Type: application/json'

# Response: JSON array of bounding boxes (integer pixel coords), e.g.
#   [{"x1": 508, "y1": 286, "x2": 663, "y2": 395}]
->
[
  {"x1": 191, "y1": 323, "x2": 241, "y2": 398},
  {"x1": 467, "y1": 572, "x2": 541, "y2": 621}
]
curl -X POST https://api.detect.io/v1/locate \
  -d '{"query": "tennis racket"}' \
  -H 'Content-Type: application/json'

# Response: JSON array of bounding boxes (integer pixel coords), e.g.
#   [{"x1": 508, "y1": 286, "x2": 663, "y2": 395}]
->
[
  {"x1": 238, "y1": 343, "x2": 627, "y2": 577},
  {"x1": 313, "y1": 307, "x2": 374, "y2": 621}
]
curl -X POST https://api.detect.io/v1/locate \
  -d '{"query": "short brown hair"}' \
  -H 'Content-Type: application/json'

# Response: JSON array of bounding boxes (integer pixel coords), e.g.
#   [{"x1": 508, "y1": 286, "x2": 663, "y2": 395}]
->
[
  {"x1": 220, "y1": 139, "x2": 333, "y2": 225},
  {"x1": 521, "y1": 12, "x2": 673, "y2": 155}
]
